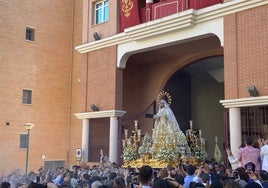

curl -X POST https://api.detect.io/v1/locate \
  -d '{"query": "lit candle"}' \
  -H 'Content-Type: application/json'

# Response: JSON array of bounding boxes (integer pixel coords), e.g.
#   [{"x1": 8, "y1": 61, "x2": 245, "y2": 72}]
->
[
  {"x1": 122, "y1": 140, "x2": 126, "y2": 147},
  {"x1": 124, "y1": 129, "x2": 128, "y2": 138},
  {"x1": 199, "y1": 130, "x2": 202, "y2": 137},
  {"x1": 201, "y1": 138, "x2": 205, "y2": 145},
  {"x1": 189, "y1": 120, "x2": 193, "y2": 129},
  {"x1": 138, "y1": 129, "x2": 141, "y2": 137},
  {"x1": 134, "y1": 120, "x2": 138, "y2": 130}
]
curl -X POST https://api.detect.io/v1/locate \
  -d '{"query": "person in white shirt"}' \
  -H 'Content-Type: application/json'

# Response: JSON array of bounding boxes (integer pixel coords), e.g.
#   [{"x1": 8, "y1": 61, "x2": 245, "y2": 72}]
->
[
  {"x1": 226, "y1": 148, "x2": 242, "y2": 171},
  {"x1": 260, "y1": 139, "x2": 268, "y2": 172}
]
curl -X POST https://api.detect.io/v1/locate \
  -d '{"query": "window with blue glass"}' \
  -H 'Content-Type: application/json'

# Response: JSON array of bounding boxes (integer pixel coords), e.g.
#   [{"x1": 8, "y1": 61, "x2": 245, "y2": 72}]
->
[{"x1": 95, "y1": 0, "x2": 109, "y2": 24}]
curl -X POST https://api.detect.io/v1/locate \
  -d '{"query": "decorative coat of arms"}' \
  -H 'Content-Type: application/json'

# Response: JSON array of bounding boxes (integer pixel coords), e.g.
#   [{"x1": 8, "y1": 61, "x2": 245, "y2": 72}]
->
[{"x1": 121, "y1": 0, "x2": 134, "y2": 18}]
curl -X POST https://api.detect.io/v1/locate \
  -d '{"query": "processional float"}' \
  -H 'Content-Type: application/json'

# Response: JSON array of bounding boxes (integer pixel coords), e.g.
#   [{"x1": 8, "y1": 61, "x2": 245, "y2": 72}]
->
[{"x1": 122, "y1": 92, "x2": 207, "y2": 168}]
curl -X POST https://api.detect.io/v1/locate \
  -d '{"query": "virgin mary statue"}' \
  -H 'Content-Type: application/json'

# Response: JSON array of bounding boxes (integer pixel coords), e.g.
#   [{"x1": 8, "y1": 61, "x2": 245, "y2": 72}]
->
[
  {"x1": 151, "y1": 96, "x2": 190, "y2": 160},
  {"x1": 154, "y1": 99, "x2": 181, "y2": 132}
]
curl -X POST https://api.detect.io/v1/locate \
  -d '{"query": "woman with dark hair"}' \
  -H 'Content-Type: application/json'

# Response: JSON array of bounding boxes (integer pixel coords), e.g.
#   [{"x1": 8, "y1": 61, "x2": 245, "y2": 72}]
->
[
  {"x1": 210, "y1": 179, "x2": 223, "y2": 188},
  {"x1": 0, "y1": 182, "x2": 10, "y2": 188},
  {"x1": 152, "y1": 179, "x2": 170, "y2": 188},
  {"x1": 245, "y1": 182, "x2": 262, "y2": 188},
  {"x1": 236, "y1": 167, "x2": 250, "y2": 188},
  {"x1": 223, "y1": 179, "x2": 243, "y2": 188},
  {"x1": 114, "y1": 176, "x2": 126, "y2": 188},
  {"x1": 259, "y1": 170, "x2": 268, "y2": 188}
]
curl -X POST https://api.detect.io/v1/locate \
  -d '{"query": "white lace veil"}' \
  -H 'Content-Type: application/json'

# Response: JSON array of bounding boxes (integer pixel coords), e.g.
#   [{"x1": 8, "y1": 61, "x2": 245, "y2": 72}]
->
[{"x1": 157, "y1": 99, "x2": 181, "y2": 131}]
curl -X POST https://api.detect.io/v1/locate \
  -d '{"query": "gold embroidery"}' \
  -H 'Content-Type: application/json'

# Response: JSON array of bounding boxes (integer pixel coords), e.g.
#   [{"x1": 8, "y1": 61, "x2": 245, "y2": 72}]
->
[{"x1": 122, "y1": 0, "x2": 134, "y2": 18}]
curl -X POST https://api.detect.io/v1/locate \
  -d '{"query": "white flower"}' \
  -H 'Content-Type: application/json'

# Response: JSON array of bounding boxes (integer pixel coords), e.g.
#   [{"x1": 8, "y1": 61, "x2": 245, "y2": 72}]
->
[
  {"x1": 122, "y1": 148, "x2": 138, "y2": 162},
  {"x1": 157, "y1": 147, "x2": 177, "y2": 162},
  {"x1": 193, "y1": 146, "x2": 207, "y2": 161}
]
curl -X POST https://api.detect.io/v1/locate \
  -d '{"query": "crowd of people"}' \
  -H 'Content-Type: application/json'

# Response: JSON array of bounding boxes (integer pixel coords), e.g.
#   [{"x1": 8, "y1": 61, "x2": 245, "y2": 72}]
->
[
  {"x1": 1, "y1": 135, "x2": 268, "y2": 188},
  {"x1": 1, "y1": 96, "x2": 268, "y2": 188}
]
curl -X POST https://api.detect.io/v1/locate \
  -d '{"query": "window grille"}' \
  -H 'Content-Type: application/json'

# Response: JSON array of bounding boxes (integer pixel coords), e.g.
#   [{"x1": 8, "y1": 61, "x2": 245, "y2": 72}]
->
[
  {"x1": 22, "y1": 89, "x2": 32, "y2": 104},
  {"x1": 20, "y1": 134, "x2": 28, "y2": 149},
  {"x1": 224, "y1": 106, "x2": 268, "y2": 145},
  {"x1": 26, "y1": 27, "x2": 35, "y2": 41}
]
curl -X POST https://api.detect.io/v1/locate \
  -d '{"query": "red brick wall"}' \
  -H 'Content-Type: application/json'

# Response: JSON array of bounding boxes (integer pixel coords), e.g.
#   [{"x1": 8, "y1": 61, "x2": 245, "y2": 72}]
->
[
  {"x1": 224, "y1": 5, "x2": 268, "y2": 99},
  {"x1": 86, "y1": 46, "x2": 121, "y2": 111},
  {"x1": 69, "y1": 0, "x2": 85, "y2": 167},
  {"x1": 0, "y1": 0, "x2": 74, "y2": 174}
]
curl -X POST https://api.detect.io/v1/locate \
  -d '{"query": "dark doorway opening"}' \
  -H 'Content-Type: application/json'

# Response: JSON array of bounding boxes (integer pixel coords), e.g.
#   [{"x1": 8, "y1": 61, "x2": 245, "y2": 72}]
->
[{"x1": 164, "y1": 71, "x2": 191, "y2": 132}]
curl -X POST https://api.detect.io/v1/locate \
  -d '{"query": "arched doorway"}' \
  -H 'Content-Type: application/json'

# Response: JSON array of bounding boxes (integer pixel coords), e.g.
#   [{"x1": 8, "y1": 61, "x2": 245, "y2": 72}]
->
[
  {"x1": 163, "y1": 56, "x2": 225, "y2": 158},
  {"x1": 122, "y1": 36, "x2": 224, "y2": 159}
]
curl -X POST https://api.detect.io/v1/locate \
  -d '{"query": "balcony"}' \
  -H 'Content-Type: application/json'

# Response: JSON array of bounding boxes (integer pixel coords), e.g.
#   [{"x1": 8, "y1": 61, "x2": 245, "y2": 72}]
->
[{"x1": 120, "y1": 0, "x2": 223, "y2": 31}]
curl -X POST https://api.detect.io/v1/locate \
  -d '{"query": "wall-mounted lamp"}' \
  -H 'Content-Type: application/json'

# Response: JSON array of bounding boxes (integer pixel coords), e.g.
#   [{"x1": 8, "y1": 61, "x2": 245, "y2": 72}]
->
[
  {"x1": 247, "y1": 85, "x2": 259, "y2": 97},
  {"x1": 90, "y1": 104, "x2": 99, "y2": 111},
  {"x1": 93, "y1": 32, "x2": 101, "y2": 41}
]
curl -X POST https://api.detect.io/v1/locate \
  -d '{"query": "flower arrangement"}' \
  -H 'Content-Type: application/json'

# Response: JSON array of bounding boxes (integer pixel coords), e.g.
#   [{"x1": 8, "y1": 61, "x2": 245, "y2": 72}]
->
[
  {"x1": 176, "y1": 131, "x2": 188, "y2": 144},
  {"x1": 138, "y1": 133, "x2": 152, "y2": 155},
  {"x1": 157, "y1": 147, "x2": 177, "y2": 162},
  {"x1": 193, "y1": 146, "x2": 207, "y2": 161},
  {"x1": 122, "y1": 147, "x2": 138, "y2": 162}
]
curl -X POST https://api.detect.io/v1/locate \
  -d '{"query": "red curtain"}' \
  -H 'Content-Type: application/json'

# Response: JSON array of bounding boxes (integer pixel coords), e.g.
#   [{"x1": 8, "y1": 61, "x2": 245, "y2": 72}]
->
[
  {"x1": 120, "y1": 0, "x2": 141, "y2": 32},
  {"x1": 152, "y1": 0, "x2": 188, "y2": 20},
  {"x1": 189, "y1": 0, "x2": 223, "y2": 10}
]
